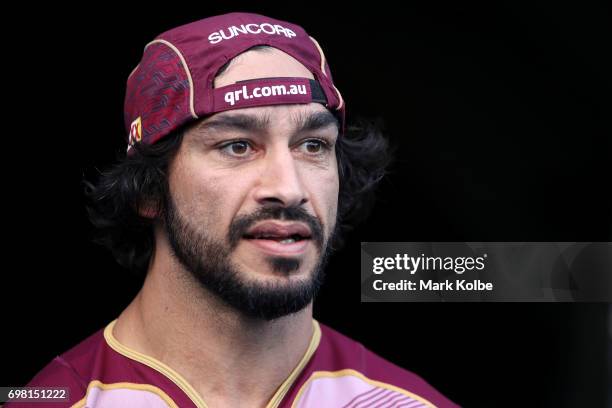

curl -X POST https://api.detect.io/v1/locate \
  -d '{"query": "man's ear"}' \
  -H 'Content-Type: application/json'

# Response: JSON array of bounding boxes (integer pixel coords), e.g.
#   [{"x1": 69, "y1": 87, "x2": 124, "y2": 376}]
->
[{"x1": 137, "y1": 202, "x2": 159, "y2": 219}]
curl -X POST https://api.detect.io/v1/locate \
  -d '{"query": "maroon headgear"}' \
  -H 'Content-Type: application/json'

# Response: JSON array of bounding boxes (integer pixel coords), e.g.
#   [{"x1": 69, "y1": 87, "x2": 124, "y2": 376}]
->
[{"x1": 124, "y1": 12, "x2": 345, "y2": 154}]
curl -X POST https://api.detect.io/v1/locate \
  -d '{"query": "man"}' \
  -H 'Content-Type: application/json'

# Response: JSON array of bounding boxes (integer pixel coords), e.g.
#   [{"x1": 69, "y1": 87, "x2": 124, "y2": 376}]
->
[{"x1": 8, "y1": 12, "x2": 458, "y2": 408}]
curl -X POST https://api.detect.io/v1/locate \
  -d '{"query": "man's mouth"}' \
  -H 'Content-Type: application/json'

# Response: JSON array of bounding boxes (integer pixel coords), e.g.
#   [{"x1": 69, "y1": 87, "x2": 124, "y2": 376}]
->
[
  {"x1": 243, "y1": 222, "x2": 312, "y2": 243},
  {"x1": 243, "y1": 233, "x2": 309, "y2": 244},
  {"x1": 242, "y1": 222, "x2": 313, "y2": 255}
]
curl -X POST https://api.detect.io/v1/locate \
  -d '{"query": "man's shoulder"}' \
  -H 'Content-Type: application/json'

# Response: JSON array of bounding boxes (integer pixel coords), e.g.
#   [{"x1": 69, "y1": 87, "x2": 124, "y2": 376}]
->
[
  {"x1": 32, "y1": 326, "x2": 106, "y2": 385},
  {"x1": 3, "y1": 327, "x2": 107, "y2": 407},
  {"x1": 7, "y1": 321, "x2": 204, "y2": 408},
  {"x1": 307, "y1": 321, "x2": 459, "y2": 408}
]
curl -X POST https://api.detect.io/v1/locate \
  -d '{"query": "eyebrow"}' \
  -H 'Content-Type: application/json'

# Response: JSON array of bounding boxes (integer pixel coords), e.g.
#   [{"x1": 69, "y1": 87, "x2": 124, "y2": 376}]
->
[
  {"x1": 195, "y1": 110, "x2": 339, "y2": 136},
  {"x1": 294, "y1": 110, "x2": 340, "y2": 134}
]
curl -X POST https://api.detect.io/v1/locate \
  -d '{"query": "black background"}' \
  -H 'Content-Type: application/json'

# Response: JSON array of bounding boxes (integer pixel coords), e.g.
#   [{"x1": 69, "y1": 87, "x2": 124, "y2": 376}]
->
[{"x1": 2, "y1": 2, "x2": 611, "y2": 407}]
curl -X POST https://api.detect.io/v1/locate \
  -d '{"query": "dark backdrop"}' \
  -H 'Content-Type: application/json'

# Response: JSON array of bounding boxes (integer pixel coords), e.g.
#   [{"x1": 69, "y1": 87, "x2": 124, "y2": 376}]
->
[{"x1": 2, "y1": 2, "x2": 611, "y2": 407}]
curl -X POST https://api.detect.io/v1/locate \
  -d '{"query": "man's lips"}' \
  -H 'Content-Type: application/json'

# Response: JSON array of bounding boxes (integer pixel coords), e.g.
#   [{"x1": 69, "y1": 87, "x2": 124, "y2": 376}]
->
[
  {"x1": 243, "y1": 221, "x2": 312, "y2": 241},
  {"x1": 242, "y1": 221, "x2": 312, "y2": 256}
]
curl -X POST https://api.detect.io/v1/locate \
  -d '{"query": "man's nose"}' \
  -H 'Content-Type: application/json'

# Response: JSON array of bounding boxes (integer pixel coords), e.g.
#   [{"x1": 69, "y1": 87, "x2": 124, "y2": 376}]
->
[{"x1": 252, "y1": 147, "x2": 308, "y2": 208}]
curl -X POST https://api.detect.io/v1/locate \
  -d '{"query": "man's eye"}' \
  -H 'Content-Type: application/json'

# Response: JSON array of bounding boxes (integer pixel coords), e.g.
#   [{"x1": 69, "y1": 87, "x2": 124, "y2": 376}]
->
[
  {"x1": 301, "y1": 139, "x2": 329, "y2": 154},
  {"x1": 220, "y1": 141, "x2": 251, "y2": 156}
]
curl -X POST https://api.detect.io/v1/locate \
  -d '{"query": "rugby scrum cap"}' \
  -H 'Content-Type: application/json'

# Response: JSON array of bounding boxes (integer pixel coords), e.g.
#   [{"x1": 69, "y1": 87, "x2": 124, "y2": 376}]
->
[{"x1": 124, "y1": 12, "x2": 345, "y2": 154}]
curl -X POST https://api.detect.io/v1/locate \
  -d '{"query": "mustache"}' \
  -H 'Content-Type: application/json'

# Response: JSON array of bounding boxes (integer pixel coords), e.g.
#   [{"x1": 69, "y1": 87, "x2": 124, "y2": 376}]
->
[{"x1": 228, "y1": 205, "x2": 325, "y2": 250}]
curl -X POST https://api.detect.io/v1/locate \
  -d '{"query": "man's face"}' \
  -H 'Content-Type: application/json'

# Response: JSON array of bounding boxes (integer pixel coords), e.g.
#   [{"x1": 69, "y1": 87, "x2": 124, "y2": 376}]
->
[{"x1": 163, "y1": 48, "x2": 340, "y2": 320}]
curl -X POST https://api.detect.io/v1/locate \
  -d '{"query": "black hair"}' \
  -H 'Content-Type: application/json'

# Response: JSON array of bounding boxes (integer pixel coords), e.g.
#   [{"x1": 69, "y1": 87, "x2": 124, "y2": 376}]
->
[{"x1": 84, "y1": 118, "x2": 393, "y2": 275}]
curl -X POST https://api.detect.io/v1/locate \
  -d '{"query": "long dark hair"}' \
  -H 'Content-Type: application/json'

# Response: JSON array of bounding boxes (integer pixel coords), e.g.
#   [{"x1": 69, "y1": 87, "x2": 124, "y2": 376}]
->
[{"x1": 84, "y1": 118, "x2": 393, "y2": 274}]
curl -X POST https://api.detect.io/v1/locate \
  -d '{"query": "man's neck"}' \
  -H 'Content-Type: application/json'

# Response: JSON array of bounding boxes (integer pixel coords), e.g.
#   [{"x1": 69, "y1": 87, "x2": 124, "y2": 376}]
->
[{"x1": 112, "y1": 249, "x2": 315, "y2": 408}]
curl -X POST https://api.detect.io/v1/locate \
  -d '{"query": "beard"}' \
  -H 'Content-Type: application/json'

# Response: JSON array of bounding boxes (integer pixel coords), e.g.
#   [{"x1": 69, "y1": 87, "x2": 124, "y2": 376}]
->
[{"x1": 163, "y1": 194, "x2": 336, "y2": 321}]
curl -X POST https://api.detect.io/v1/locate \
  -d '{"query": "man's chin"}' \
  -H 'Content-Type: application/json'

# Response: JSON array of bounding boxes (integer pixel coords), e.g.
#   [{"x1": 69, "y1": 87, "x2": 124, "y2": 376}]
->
[{"x1": 218, "y1": 270, "x2": 321, "y2": 321}]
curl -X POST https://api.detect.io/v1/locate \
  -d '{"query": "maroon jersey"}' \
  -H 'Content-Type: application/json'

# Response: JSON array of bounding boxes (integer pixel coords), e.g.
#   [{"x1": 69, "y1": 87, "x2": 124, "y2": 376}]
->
[{"x1": 7, "y1": 320, "x2": 458, "y2": 407}]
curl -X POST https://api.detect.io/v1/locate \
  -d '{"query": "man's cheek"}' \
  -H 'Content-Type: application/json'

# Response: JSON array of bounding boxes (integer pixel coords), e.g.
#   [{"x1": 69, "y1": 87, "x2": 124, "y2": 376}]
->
[{"x1": 324, "y1": 187, "x2": 339, "y2": 238}]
